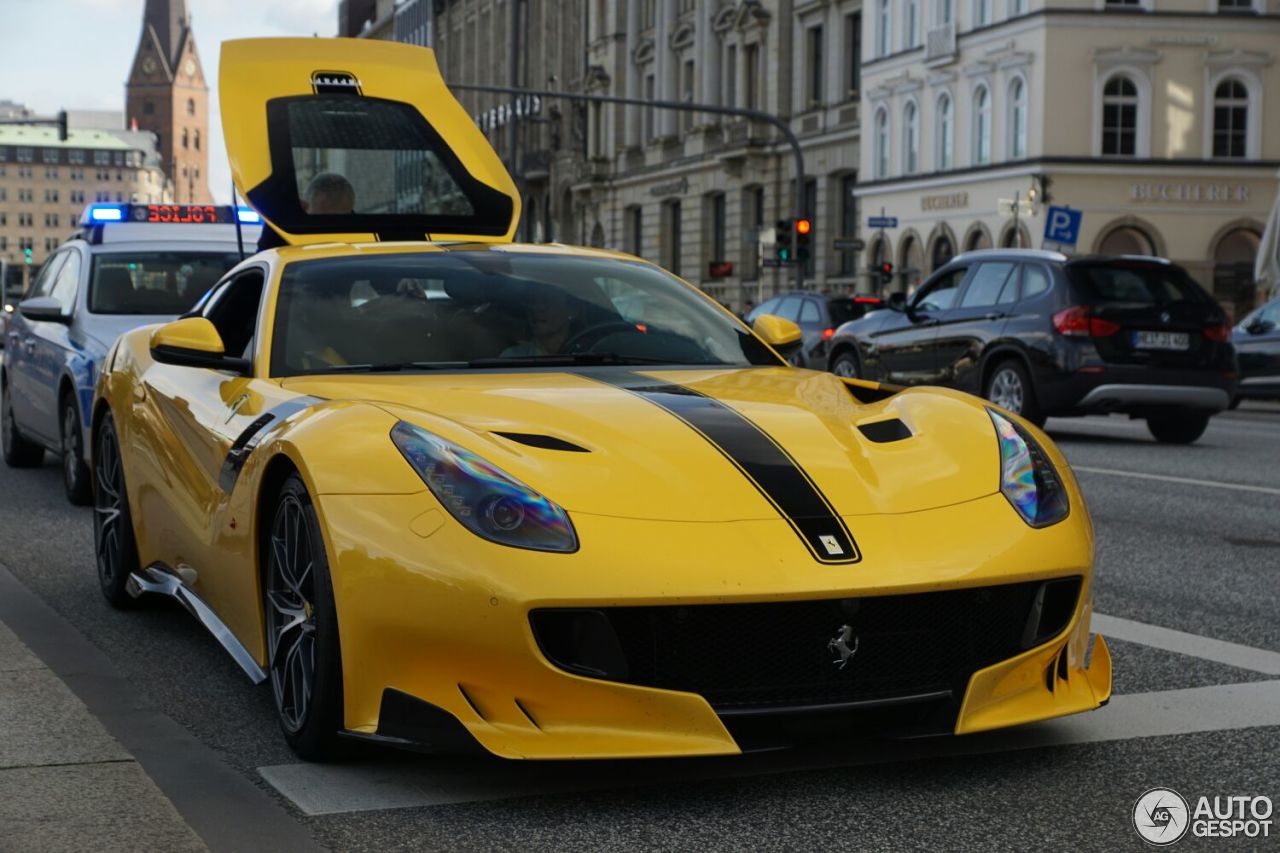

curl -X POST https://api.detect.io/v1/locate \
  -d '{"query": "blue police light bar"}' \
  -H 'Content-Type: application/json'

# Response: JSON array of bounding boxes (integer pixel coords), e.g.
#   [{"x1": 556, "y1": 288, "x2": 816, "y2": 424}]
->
[
  {"x1": 88, "y1": 205, "x2": 126, "y2": 222},
  {"x1": 236, "y1": 207, "x2": 262, "y2": 224}
]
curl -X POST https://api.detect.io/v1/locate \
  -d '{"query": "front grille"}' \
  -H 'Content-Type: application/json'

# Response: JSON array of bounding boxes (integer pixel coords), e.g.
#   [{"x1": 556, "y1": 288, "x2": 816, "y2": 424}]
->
[{"x1": 531, "y1": 578, "x2": 1079, "y2": 711}]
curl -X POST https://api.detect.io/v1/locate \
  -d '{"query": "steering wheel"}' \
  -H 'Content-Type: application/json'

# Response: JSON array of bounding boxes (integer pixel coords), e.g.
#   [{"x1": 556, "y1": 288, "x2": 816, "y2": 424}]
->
[{"x1": 562, "y1": 321, "x2": 646, "y2": 353}]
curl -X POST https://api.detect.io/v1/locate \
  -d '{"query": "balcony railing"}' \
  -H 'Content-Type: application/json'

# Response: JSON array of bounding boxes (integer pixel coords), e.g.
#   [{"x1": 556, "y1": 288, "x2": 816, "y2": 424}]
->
[{"x1": 925, "y1": 22, "x2": 957, "y2": 65}]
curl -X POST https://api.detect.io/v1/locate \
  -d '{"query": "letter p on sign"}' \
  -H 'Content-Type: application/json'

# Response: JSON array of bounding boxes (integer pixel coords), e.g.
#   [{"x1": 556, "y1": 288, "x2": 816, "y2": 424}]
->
[{"x1": 1043, "y1": 206, "x2": 1082, "y2": 248}]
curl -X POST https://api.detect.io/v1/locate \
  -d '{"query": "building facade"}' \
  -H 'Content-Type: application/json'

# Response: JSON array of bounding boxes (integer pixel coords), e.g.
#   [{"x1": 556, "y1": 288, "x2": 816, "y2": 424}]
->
[
  {"x1": 856, "y1": 0, "x2": 1280, "y2": 319},
  {"x1": 0, "y1": 125, "x2": 166, "y2": 280},
  {"x1": 124, "y1": 0, "x2": 211, "y2": 203}
]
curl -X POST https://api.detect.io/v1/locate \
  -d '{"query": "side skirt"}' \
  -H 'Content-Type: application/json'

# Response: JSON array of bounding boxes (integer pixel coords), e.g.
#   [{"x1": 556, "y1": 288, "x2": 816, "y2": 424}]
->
[{"x1": 127, "y1": 563, "x2": 267, "y2": 685}]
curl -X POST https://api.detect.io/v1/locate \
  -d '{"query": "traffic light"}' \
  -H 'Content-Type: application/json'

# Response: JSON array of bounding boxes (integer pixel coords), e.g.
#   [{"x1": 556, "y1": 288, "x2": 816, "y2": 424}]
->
[
  {"x1": 774, "y1": 219, "x2": 793, "y2": 263},
  {"x1": 56, "y1": 110, "x2": 68, "y2": 142},
  {"x1": 878, "y1": 261, "x2": 893, "y2": 288},
  {"x1": 23, "y1": 248, "x2": 33, "y2": 266},
  {"x1": 794, "y1": 218, "x2": 812, "y2": 263}
]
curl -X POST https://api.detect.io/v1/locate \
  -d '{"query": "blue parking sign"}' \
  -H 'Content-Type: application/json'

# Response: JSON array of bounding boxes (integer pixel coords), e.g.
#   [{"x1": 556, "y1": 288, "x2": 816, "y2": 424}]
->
[{"x1": 1043, "y1": 206, "x2": 1082, "y2": 247}]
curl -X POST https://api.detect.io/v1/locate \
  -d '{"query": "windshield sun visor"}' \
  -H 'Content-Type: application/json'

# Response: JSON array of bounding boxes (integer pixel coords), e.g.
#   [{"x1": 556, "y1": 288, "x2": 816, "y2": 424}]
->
[{"x1": 220, "y1": 38, "x2": 519, "y2": 245}]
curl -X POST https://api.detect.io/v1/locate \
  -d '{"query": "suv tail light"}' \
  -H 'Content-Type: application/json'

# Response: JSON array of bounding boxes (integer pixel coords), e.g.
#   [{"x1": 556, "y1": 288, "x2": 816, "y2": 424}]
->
[
  {"x1": 822, "y1": 327, "x2": 836, "y2": 340},
  {"x1": 1052, "y1": 306, "x2": 1120, "y2": 338},
  {"x1": 1203, "y1": 323, "x2": 1232, "y2": 343}
]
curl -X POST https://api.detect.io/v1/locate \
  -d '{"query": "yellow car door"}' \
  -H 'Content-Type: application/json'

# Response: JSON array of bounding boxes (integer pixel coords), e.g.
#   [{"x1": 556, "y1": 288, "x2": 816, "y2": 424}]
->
[{"x1": 219, "y1": 37, "x2": 519, "y2": 245}]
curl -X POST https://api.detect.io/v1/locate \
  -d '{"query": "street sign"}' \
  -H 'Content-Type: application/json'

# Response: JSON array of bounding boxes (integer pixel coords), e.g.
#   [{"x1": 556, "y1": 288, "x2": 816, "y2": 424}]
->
[
  {"x1": 868, "y1": 216, "x2": 898, "y2": 229},
  {"x1": 997, "y1": 198, "x2": 1033, "y2": 217},
  {"x1": 1043, "y1": 205, "x2": 1082, "y2": 247},
  {"x1": 761, "y1": 258, "x2": 789, "y2": 268},
  {"x1": 833, "y1": 237, "x2": 866, "y2": 251}
]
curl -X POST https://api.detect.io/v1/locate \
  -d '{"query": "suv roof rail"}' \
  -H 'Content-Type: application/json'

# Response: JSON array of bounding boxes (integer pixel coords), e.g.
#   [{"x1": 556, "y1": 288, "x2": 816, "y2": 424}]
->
[
  {"x1": 1066, "y1": 253, "x2": 1171, "y2": 265},
  {"x1": 951, "y1": 248, "x2": 1068, "y2": 264}
]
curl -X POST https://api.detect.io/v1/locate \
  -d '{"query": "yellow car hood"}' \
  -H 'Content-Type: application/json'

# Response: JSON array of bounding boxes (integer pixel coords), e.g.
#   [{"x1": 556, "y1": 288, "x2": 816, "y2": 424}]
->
[{"x1": 279, "y1": 367, "x2": 1000, "y2": 522}]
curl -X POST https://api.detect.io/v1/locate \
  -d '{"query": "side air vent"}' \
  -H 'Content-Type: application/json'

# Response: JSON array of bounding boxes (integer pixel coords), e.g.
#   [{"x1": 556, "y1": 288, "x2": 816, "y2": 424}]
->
[
  {"x1": 494, "y1": 431, "x2": 589, "y2": 453},
  {"x1": 858, "y1": 419, "x2": 912, "y2": 443}
]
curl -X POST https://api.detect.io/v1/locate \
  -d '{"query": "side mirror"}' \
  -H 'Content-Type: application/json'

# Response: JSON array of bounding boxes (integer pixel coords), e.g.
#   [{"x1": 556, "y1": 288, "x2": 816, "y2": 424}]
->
[
  {"x1": 17, "y1": 296, "x2": 71, "y2": 324},
  {"x1": 150, "y1": 317, "x2": 249, "y2": 373},
  {"x1": 752, "y1": 313, "x2": 804, "y2": 358},
  {"x1": 1247, "y1": 319, "x2": 1273, "y2": 336},
  {"x1": 887, "y1": 292, "x2": 907, "y2": 311}
]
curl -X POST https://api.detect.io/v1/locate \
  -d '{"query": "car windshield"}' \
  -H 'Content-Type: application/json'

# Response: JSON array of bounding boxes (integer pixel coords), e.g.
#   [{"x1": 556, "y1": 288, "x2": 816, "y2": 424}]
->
[
  {"x1": 270, "y1": 251, "x2": 780, "y2": 376},
  {"x1": 88, "y1": 252, "x2": 241, "y2": 315},
  {"x1": 1068, "y1": 262, "x2": 1211, "y2": 307}
]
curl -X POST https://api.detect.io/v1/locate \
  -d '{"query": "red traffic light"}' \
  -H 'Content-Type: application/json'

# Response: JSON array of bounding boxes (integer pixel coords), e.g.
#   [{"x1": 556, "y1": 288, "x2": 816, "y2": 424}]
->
[
  {"x1": 881, "y1": 262, "x2": 893, "y2": 274},
  {"x1": 795, "y1": 218, "x2": 812, "y2": 236}
]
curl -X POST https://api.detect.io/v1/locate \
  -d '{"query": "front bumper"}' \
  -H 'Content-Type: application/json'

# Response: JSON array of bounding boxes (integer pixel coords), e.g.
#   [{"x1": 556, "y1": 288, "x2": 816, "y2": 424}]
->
[{"x1": 315, "y1": 490, "x2": 1110, "y2": 759}]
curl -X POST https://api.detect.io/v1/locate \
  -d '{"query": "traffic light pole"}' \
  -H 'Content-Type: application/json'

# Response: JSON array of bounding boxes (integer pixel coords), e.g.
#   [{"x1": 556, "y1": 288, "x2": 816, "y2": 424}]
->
[{"x1": 451, "y1": 82, "x2": 808, "y2": 291}]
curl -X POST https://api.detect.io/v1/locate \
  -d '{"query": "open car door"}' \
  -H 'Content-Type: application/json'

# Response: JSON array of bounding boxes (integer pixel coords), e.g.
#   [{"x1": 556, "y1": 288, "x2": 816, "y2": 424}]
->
[{"x1": 220, "y1": 38, "x2": 519, "y2": 245}]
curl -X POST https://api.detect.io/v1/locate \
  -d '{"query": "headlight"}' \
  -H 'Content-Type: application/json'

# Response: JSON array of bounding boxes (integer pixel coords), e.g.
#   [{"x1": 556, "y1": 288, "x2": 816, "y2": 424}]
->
[
  {"x1": 390, "y1": 421, "x2": 578, "y2": 552},
  {"x1": 988, "y1": 409, "x2": 1069, "y2": 528}
]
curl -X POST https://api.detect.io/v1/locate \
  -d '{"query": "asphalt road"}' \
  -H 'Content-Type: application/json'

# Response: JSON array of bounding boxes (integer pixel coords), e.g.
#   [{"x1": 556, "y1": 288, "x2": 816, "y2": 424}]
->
[{"x1": 1, "y1": 401, "x2": 1277, "y2": 851}]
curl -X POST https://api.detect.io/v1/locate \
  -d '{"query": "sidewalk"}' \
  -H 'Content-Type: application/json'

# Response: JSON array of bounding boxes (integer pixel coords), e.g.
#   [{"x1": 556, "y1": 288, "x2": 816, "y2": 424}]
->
[{"x1": 0, "y1": 619, "x2": 206, "y2": 853}]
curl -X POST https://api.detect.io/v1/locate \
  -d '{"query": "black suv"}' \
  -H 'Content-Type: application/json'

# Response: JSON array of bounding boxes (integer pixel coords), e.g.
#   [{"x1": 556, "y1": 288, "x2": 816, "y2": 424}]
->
[
  {"x1": 748, "y1": 291, "x2": 883, "y2": 369},
  {"x1": 825, "y1": 250, "x2": 1236, "y2": 443}
]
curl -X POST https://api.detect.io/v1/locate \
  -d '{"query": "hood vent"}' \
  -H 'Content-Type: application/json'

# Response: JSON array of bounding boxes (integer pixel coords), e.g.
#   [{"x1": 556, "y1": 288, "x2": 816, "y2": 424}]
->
[
  {"x1": 858, "y1": 419, "x2": 912, "y2": 443},
  {"x1": 494, "y1": 431, "x2": 590, "y2": 453}
]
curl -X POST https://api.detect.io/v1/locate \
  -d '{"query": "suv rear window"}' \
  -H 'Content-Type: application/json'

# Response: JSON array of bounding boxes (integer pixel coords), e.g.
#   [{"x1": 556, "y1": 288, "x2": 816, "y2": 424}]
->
[
  {"x1": 828, "y1": 298, "x2": 872, "y2": 325},
  {"x1": 1068, "y1": 262, "x2": 1211, "y2": 307}
]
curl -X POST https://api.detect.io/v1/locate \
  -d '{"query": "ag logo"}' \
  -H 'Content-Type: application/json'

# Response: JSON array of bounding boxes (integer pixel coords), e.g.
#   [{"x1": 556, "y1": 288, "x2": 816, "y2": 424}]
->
[
  {"x1": 827, "y1": 624, "x2": 859, "y2": 670},
  {"x1": 1133, "y1": 788, "x2": 1190, "y2": 845}
]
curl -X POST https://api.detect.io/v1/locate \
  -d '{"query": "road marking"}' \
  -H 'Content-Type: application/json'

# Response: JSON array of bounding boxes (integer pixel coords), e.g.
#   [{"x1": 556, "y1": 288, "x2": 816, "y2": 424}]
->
[
  {"x1": 259, "y1": 680, "x2": 1280, "y2": 816},
  {"x1": 1093, "y1": 614, "x2": 1280, "y2": 675},
  {"x1": 1073, "y1": 466, "x2": 1280, "y2": 496}
]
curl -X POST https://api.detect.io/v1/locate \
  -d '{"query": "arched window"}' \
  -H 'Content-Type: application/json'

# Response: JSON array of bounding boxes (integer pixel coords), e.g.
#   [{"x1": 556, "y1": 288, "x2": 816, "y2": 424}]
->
[
  {"x1": 1101, "y1": 75, "x2": 1138, "y2": 156},
  {"x1": 186, "y1": 98, "x2": 195, "y2": 116},
  {"x1": 903, "y1": 102, "x2": 919, "y2": 174},
  {"x1": 1213, "y1": 78, "x2": 1249, "y2": 159},
  {"x1": 194, "y1": 130, "x2": 200, "y2": 151},
  {"x1": 973, "y1": 85, "x2": 991, "y2": 165},
  {"x1": 1008, "y1": 77, "x2": 1027, "y2": 159},
  {"x1": 936, "y1": 93, "x2": 954, "y2": 170},
  {"x1": 874, "y1": 107, "x2": 890, "y2": 178}
]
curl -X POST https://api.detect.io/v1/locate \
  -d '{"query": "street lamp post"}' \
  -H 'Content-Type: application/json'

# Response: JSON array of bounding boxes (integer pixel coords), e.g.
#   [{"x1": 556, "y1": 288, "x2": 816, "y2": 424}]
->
[{"x1": 450, "y1": 82, "x2": 810, "y2": 291}]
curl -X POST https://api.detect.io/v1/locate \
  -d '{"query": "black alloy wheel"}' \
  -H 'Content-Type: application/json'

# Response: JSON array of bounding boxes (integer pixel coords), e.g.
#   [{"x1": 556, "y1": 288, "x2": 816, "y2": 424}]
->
[
  {"x1": 2, "y1": 382, "x2": 45, "y2": 468},
  {"x1": 265, "y1": 474, "x2": 342, "y2": 759},
  {"x1": 94, "y1": 414, "x2": 140, "y2": 607},
  {"x1": 62, "y1": 396, "x2": 92, "y2": 505}
]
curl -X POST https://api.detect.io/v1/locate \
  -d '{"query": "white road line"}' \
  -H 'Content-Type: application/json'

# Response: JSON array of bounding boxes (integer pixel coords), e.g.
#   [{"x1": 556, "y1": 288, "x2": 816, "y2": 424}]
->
[
  {"x1": 1094, "y1": 614, "x2": 1280, "y2": 675},
  {"x1": 259, "y1": 680, "x2": 1280, "y2": 816},
  {"x1": 1073, "y1": 466, "x2": 1280, "y2": 496}
]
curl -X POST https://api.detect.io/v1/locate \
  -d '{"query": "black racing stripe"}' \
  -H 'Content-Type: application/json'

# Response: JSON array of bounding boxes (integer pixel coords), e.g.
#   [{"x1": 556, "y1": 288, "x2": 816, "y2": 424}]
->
[
  {"x1": 218, "y1": 396, "x2": 324, "y2": 493},
  {"x1": 585, "y1": 371, "x2": 860, "y2": 565}
]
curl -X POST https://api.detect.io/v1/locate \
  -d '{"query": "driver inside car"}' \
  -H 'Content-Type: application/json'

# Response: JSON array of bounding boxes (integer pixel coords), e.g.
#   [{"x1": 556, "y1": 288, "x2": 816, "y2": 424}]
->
[{"x1": 501, "y1": 284, "x2": 582, "y2": 357}]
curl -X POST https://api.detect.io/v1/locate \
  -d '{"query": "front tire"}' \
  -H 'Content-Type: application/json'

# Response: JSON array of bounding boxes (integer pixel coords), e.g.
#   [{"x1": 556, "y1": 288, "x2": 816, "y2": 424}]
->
[
  {"x1": 2, "y1": 382, "x2": 45, "y2": 468},
  {"x1": 62, "y1": 395, "x2": 92, "y2": 505},
  {"x1": 94, "y1": 414, "x2": 141, "y2": 608},
  {"x1": 1146, "y1": 411, "x2": 1210, "y2": 444},
  {"x1": 984, "y1": 359, "x2": 1045, "y2": 427},
  {"x1": 830, "y1": 350, "x2": 861, "y2": 379},
  {"x1": 265, "y1": 474, "x2": 343, "y2": 761}
]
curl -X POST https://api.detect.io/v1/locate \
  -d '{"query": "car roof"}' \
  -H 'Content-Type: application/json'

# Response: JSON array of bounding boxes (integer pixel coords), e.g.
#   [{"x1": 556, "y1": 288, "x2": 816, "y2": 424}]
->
[
  {"x1": 950, "y1": 248, "x2": 1068, "y2": 264},
  {"x1": 62, "y1": 237, "x2": 252, "y2": 255}
]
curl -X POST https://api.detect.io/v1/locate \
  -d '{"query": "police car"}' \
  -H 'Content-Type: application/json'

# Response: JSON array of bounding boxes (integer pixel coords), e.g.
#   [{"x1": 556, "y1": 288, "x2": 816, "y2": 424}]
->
[{"x1": 1, "y1": 202, "x2": 261, "y2": 503}]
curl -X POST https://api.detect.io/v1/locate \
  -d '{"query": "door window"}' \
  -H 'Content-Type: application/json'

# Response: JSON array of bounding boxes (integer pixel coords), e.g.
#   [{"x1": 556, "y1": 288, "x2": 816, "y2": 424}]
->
[
  {"x1": 958, "y1": 262, "x2": 1017, "y2": 308},
  {"x1": 28, "y1": 253, "x2": 66, "y2": 299},
  {"x1": 799, "y1": 299, "x2": 821, "y2": 324},
  {"x1": 204, "y1": 269, "x2": 266, "y2": 360},
  {"x1": 1020, "y1": 263, "x2": 1052, "y2": 301},
  {"x1": 914, "y1": 267, "x2": 967, "y2": 312},
  {"x1": 48, "y1": 251, "x2": 82, "y2": 314}
]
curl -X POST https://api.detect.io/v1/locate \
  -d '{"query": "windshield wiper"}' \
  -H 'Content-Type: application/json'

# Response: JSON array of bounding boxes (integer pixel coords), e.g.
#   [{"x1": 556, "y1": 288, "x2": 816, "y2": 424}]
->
[
  {"x1": 466, "y1": 353, "x2": 679, "y2": 368},
  {"x1": 316, "y1": 360, "x2": 469, "y2": 373}
]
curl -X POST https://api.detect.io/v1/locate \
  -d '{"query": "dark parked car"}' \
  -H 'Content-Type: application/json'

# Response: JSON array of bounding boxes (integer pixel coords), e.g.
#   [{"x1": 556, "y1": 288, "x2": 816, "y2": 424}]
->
[
  {"x1": 825, "y1": 249, "x2": 1236, "y2": 444},
  {"x1": 747, "y1": 291, "x2": 883, "y2": 369},
  {"x1": 1232, "y1": 295, "x2": 1280, "y2": 402}
]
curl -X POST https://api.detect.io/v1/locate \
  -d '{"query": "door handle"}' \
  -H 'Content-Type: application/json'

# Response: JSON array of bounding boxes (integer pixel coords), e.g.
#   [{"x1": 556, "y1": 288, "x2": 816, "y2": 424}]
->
[{"x1": 984, "y1": 312, "x2": 1006, "y2": 321}]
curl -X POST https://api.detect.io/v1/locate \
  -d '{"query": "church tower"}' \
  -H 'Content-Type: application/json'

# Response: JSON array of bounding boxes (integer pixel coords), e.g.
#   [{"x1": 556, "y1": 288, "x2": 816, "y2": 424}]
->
[{"x1": 125, "y1": 0, "x2": 210, "y2": 203}]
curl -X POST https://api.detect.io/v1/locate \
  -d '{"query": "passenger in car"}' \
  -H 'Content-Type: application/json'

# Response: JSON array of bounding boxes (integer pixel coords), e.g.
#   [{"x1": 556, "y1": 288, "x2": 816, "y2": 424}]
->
[{"x1": 502, "y1": 285, "x2": 581, "y2": 357}]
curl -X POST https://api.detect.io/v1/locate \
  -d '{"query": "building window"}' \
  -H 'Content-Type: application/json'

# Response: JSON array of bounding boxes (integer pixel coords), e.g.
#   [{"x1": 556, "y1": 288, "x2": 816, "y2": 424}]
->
[
  {"x1": 1216, "y1": 0, "x2": 1257, "y2": 11},
  {"x1": 903, "y1": 102, "x2": 919, "y2": 174},
  {"x1": 709, "y1": 193, "x2": 727, "y2": 264},
  {"x1": 937, "y1": 93, "x2": 954, "y2": 169},
  {"x1": 664, "y1": 200, "x2": 682, "y2": 276},
  {"x1": 975, "y1": 0, "x2": 992, "y2": 26},
  {"x1": 973, "y1": 85, "x2": 991, "y2": 164},
  {"x1": 874, "y1": 107, "x2": 889, "y2": 178},
  {"x1": 194, "y1": 130, "x2": 200, "y2": 151},
  {"x1": 744, "y1": 44, "x2": 760, "y2": 110},
  {"x1": 641, "y1": 0, "x2": 656, "y2": 29},
  {"x1": 143, "y1": 99, "x2": 154, "y2": 115},
  {"x1": 838, "y1": 173, "x2": 859, "y2": 276},
  {"x1": 904, "y1": 0, "x2": 919, "y2": 49},
  {"x1": 182, "y1": 128, "x2": 189, "y2": 149},
  {"x1": 682, "y1": 59, "x2": 696, "y2": 132},
  {"x1": 1212, "y1": 78, "x2": 1249, "y2": 159},
  {"x1": 724, "y1": 44, "x2": 737, "y2": 107},
  {"x1": 1103, "y1": 0, "x2": 1141, "y2": 7},
  {"x1": 1009, "y1": 0, "x2": 1029, "y2": 13},
  {"x1": 186, "y1": 98, "x2": 195, "y2": 116},
  {"x1": 1101, "y1": 75, "x2": 1138, "y2": 156},
  {"x1": 877, "y1": 0, "x2": 891, "y2": 57},
  {"x1": 743, "y1": 185, "x2": 764, "y2": 279},
  {"x1": 644, "y1": 73, "x2": 657, "y2": 139},
  {"x1": 1008, "y1": 77, "x2": 1027, "y2": 159},
  {"x1": 938, "y1": 0, "x2": 954, "y2": 24},
  {"x1": 44, "y1": 189, "x2": 60, "y2": 203},
  {"x1": 678, "y1": 0, "x2": 695, "y2": 14},
  {"x1": 16, "y1": 147, "x2": 33, "y2": 163},
  {"x1": 845, "y1": 13, "x2": 861, "y2": 96},
  {"x1": 806, "y1": 26, "x2": 824, "y2": 107},
  {"x1": 625, "y1": 205, "x2": 643, "y2": 255}
]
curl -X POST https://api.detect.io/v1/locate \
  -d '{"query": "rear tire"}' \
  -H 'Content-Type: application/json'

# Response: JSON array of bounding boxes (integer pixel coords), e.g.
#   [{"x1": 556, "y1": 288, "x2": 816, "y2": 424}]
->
[
  {"x1": 2, "y1": 381, "x2": 45, "y2": 468},
  {"x1": 265, "y1": 474, "x2": 343, "y2": 761},
  {"x1": 1146, "y1": 411, "x2": 1210, "y2": 444},
  {"x1": 61, "y1": 394, "x2": 93, "y2": 506},
  {"x1": 830, "y1": 350, "x2": 861, "y2": 379},
  {"x1": 984, "y1": 359, "x2": 1045, "y2": 428},
  {"x1": 94, "y1": 414, "x2": 141, "y2": 608}
]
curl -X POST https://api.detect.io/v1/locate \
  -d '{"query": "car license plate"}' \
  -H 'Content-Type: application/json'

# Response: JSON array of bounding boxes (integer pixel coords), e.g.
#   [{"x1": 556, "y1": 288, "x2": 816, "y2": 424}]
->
[{"x1": 1133, "y1": 331, "x2": 1189, "y2": 350}]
